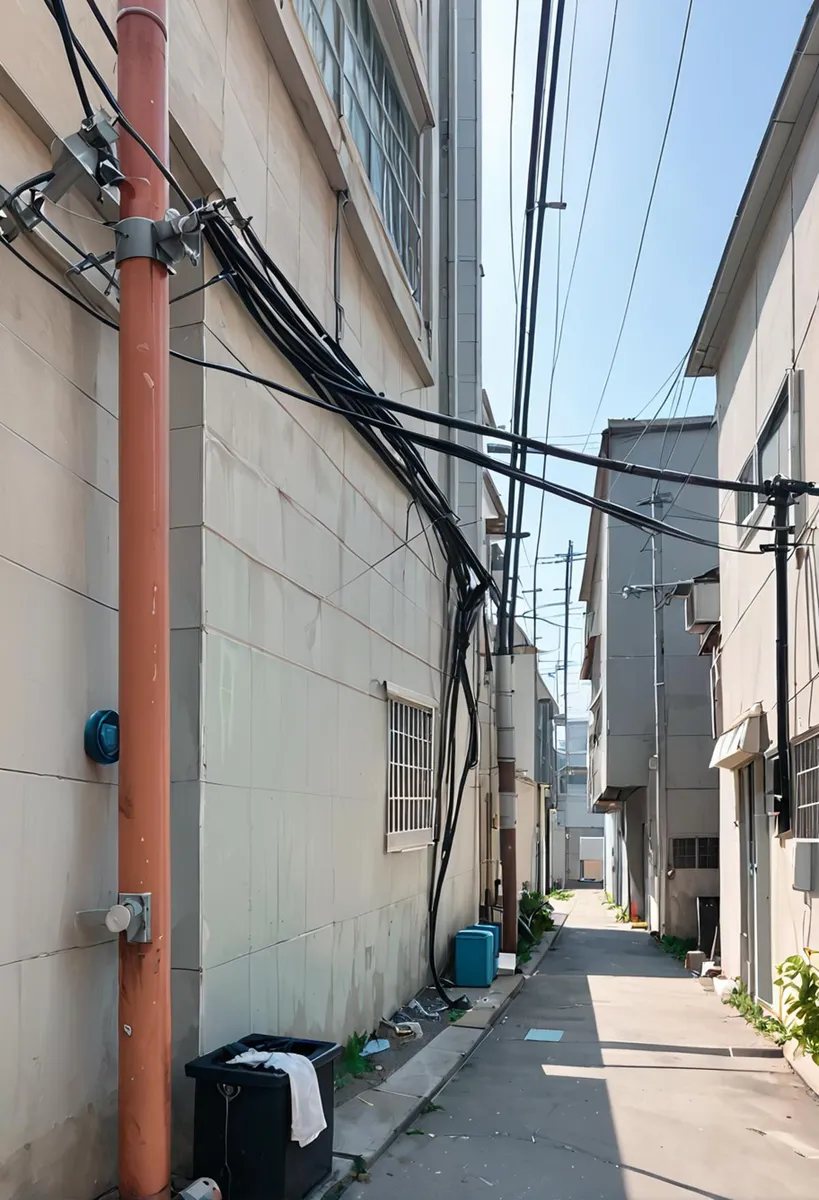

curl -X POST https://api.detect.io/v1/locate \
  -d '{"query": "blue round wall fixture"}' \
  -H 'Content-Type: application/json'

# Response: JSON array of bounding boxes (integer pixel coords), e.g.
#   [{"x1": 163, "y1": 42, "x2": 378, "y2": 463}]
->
[{"x1": 84, "y1": 709, "x2": 120, "y2": 765}]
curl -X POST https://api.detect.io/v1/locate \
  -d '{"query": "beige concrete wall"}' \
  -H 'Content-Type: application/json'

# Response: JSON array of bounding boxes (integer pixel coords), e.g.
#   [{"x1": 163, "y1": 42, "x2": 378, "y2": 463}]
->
[
  {"x1": 516, "y1": 776, "x2": 538, "y2": 893},
  {"x1": 714, "y1": 94, "x2": 819, "y2": 986},
  {"x1": 0, "y1": 0, "x2": 482, "y2": 1193}
]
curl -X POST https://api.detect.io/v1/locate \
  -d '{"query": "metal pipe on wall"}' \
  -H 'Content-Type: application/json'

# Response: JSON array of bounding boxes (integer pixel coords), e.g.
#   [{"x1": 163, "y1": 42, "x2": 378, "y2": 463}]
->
[
  {"x1": 496, "y1": 651, "x2": 518, "y2": 952},
  {"x1": 117, "y1": 2, "x2": 172, "y2": 1196}
]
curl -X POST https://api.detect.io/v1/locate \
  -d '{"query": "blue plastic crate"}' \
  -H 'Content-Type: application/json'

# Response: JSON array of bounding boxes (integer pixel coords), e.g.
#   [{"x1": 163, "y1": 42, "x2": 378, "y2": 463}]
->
[{"x1": 455, "y1": 927, "x2": 495, "y2": 988}]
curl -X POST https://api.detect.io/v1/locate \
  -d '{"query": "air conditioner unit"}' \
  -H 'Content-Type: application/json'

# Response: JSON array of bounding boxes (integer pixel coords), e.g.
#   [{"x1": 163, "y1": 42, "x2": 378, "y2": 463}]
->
[
  {"x1": 793, "y1": 842, "x2": 819, "y2": 894},
  {"x1": 684, "y1": 580, "x2": 720, "y2": 634}
]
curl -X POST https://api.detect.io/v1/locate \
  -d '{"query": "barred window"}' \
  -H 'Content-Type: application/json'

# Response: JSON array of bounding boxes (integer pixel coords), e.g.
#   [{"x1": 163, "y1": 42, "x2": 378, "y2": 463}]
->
[
  {"x1": 697, "y1": 837, "x2": 720, "y2": 870},
  {"x1": 294, "y1": 0, "x2": 422, "y2": 296},
  {"x1": 386, "y1": 690, "x2": 435, "y2": 852},
  {"x1": 671, "y1": 837, "x2": 719, "y2": 869},
  {"x1": 793, "y1": 733, "x2": 819, "y2": 840},
  {"x1": 671, "y1": 838, "x2": 696, "y2": 869}
]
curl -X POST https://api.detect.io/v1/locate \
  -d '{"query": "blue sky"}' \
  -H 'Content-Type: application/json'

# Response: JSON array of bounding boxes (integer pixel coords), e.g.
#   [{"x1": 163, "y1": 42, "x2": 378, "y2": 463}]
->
[{"x1": 481, "y1": 0, "x2": 809, "y2": 713}]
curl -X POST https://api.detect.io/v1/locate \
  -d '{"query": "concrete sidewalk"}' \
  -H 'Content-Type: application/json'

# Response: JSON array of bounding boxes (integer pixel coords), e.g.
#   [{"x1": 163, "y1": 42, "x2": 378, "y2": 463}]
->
[{"x1": 346, "y1": 890, "x2": 819, "y2": 1199}]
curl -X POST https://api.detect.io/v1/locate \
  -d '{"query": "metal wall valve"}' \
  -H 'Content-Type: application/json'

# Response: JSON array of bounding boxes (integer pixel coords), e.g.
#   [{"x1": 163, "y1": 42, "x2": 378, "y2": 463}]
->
[{"x1": 76, "y1": 892, "x2": 152, "y2": 943}]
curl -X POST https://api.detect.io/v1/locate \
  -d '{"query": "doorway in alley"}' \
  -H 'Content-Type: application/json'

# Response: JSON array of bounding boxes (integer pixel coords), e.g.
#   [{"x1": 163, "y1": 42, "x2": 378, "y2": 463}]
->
[{"x1": 738, "y1": 761, "x2": 773, "y2": 1005}]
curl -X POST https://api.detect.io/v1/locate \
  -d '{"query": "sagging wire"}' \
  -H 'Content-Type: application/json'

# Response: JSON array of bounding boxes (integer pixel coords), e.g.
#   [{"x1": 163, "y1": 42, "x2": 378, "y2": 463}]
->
[{"x1": 0, "y1": 225, "x2": 779, "y2": 560}]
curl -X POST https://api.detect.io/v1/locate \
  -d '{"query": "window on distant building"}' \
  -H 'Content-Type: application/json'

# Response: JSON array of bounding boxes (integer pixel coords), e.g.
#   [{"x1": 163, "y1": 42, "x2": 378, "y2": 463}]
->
[
  {"x1": 793, "y1": 732, "x2": 819, "y2": 840},
  {"x1": 386, "y1": 688, "x2": 435, "y2": 851},
  {"x1": 294, "y1": 0, "x2": 422, "y2": 297},
  {"x1": 671, "y1": 837, "x2": 719, "y2": 869}
]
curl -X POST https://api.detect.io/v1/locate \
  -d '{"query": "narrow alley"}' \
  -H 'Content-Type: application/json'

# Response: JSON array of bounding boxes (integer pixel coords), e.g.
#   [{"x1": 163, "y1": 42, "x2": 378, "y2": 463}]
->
[{"x1": 347, "y1": 891, "x2": 819, "y2": 1200}]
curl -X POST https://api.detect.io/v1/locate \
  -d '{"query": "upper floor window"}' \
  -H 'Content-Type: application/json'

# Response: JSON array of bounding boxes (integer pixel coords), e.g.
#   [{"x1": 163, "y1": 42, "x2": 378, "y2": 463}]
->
[
  {"x1": 295, "y1": 0, "x2": 422, "y2": 297},
  {"x1": 735, "y1": 376, "x2": 798, "y2": 526},
  {"x1": 736, "y1": 455, "x2": 755, "y2": 524}
]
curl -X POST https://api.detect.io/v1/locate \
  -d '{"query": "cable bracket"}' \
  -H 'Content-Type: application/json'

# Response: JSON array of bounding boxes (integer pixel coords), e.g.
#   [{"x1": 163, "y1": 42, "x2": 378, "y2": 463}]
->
[{"x1": 114, "y1": 209, "x2": 202, "y2": 270}]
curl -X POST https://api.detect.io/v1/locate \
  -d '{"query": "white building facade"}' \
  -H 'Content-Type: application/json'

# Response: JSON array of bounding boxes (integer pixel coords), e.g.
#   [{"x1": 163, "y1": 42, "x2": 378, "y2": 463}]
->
[{"x1": 686, "y1": 4, "x2": 819, "y2": 1009}]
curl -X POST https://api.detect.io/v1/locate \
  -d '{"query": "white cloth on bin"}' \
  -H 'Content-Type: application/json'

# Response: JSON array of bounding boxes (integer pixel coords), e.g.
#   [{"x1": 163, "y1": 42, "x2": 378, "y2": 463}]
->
[{"x1": 225, "y1": 1049, "x2": 327, "y2": 1147}]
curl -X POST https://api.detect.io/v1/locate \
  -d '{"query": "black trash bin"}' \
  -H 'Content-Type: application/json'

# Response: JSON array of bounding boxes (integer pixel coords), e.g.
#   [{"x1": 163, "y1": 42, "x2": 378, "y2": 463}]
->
[{"x1": 185, "y1": 1034, "x2": 341, "y2": 1200}]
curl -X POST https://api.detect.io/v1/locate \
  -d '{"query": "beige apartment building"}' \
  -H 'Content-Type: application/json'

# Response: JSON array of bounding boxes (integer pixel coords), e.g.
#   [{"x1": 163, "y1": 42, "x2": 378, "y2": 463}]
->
[
  {"x1": 686, "y1": 4, "x2": 819, "y2": 1016},
  {"x1": 0, "y1": 0, "x2": 488, "y2": 1194}
]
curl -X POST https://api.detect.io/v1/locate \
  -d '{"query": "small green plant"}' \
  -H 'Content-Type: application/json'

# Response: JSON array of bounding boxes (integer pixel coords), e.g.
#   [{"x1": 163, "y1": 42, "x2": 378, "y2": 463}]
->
[
  {"x1": 448, "y1": 1008, "x2": 467, "y2": 1023},
  {"x1": 517, "y1": 890, "x2": 555, "y2": 963},
  {"x1": 775, "y1": 955, "x2": 819, "y2": 1064},
  {"x1": 728, "y1": 980, "x2": 788, "y2": 1044},
  {"x1": 548, "y1": 888, "x2": 574, "y2": 901},
  {"x1": 613, "y1": 904, "x2": 630, "y2": 923},
  {"x1": 423, "y1": 1101, "x2": 445, "y2": 1114},
  {"x1": 658, "y1": 934, "x2": 696, "y2": 962},
  {"x1": 334, "y1": 1031, "x2": 375, "y2": 1089}
]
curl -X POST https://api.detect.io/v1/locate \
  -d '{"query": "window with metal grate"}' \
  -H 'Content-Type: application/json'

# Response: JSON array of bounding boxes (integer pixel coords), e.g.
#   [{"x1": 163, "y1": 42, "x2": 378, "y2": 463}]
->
[
  {"x1": 793, "y1": 732, "x2": 819, "y2": 840},
  {"x1": 386, "y1": 694, "x2": 435, "y2": 852},
  {"x1": 294, "y1": 0, "x2": 423, "y2": 297},
  {"x1": 671, "y1": 836, "x2": 719, "y2": 870}
]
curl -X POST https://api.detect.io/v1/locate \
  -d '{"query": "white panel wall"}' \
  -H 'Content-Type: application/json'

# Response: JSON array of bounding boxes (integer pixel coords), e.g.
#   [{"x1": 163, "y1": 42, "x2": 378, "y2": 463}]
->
[{"x1": 713, "y1": 93, "x2": 819, "y2": 992}]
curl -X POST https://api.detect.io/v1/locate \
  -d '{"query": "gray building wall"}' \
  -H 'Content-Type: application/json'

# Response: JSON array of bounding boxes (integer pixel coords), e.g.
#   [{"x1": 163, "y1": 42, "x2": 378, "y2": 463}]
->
[
  {"x1": 581, "y1": 420, "x2": 720, "y2": 933},
  {"x1": 551, "y1": 717, "x2": 602, "y2": 885}
]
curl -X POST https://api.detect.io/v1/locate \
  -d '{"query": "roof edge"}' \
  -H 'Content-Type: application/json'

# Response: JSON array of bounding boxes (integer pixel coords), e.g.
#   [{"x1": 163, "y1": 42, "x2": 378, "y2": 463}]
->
[{"x1": 686, "y1": 2, "x2": 819, "y2": 377}]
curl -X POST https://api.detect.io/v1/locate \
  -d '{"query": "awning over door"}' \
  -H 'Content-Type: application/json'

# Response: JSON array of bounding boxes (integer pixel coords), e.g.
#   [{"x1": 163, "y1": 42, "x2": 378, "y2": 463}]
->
[{"x1": 709, "y1": 704, "x2": 763, "y2": 769}]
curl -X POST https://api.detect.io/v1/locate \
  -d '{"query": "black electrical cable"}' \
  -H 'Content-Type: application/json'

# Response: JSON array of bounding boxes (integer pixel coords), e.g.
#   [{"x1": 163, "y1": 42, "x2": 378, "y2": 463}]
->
[
  {"x1": 2, "y1": 171, "x2": 56, "y2": 223},
  {"x1": 42, "y1": 0, "x2": 198, "y2": 213},
  {"x1": 197, "y1": 209, "x2": 494, "y2": 1009},
  {"x1": 0, "y1": 219, "x2": 787, "y2": 517},
  {"x1": 508, "y1": 0, "x2": 567, "y2": 640},
  {"x1": 582, "y1": 0, "x2": 694, "y2": 452},
  {"x1": 35, "y1": 203, "x2": 119, "y2": 291},
  {"x1": 499, "y1": 0, "x2": 554, "y2": 653},
  {"x1": 551, "y1": 0, "x2": 618, "y2": 378},
  {"x1": 48, "y1": 0, "x2": 94, "y2": 119},
  {"x1": 84, "y1": 0, "x2": 119, "y2": 52}
]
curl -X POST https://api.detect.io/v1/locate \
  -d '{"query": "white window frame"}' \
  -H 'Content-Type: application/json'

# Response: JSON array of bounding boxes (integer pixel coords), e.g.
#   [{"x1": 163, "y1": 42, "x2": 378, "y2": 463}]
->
[
  {"x1": 294, "y1": 0, "x2": 423, "y2": 299},
  {"x1": 735, "y1": 370, "x2": 803, "y2": 536},
  {"x1": 792, "y1": 731, "x2": 819, "y2": 842},
  {"x1": 385, "y1": 682, "x2": 436, "y2": 852}
]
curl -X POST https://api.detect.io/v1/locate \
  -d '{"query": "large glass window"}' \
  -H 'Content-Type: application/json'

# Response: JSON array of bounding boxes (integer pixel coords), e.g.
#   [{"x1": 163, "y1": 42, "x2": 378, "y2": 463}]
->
[{"x1": 295, "y1": 0, "x2": 422, "y2": 297}]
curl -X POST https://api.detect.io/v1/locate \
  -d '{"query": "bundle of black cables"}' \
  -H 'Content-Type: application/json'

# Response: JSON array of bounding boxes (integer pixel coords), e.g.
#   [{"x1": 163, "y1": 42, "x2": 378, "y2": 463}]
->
[{"x1": 201, "y1": 207, "x2": 495, "y2": 1007}]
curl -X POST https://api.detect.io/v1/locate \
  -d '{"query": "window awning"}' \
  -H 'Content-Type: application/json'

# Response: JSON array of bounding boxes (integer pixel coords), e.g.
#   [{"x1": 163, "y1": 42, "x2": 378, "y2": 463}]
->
[{"x1": 709, "y1": 705, "x2": 763, "y2": 769}]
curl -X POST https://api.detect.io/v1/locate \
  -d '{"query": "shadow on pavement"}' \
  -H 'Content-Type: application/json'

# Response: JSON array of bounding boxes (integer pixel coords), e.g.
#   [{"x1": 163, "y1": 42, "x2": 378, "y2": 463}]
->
[{"x1": 345, "y1": 897, "x2": 819, "y2": 1200}]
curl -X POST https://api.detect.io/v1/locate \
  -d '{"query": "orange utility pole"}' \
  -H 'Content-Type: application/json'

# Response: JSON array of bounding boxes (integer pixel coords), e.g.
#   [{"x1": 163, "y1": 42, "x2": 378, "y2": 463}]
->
[{"x1": 116, "y1": 2, "x2": 172, "y2": 1197}]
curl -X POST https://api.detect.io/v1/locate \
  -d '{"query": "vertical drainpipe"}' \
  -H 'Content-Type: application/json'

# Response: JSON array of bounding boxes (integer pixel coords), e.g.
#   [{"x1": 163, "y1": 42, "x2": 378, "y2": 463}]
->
[
  {"x1": 497, "y1": 649, "x2": 518, "y2": 953},
  {"x1": 649, "y1": 491, "x2": 669, "y2": 937},
  {"x1": 116, "y1": 3, "x2": 172, "y2": 1196}
]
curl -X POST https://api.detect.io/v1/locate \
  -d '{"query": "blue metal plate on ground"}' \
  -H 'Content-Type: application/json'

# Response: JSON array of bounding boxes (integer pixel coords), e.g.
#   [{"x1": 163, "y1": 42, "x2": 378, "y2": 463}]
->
[{"x1": 524, "y1": 1028, "x2": 564, "y2": 1042}]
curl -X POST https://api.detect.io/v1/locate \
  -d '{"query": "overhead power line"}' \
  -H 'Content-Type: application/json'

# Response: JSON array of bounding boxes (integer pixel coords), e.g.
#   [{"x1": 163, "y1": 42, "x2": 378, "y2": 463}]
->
[
  {"x1": 500, "y1": 0, "x2": 561, "y2": 652},
  {"x1": 581, "y1": 0, "x2": 695, "y2": 451}
]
